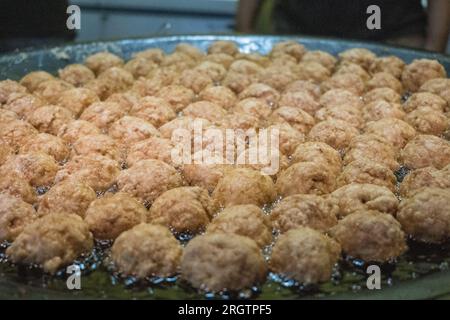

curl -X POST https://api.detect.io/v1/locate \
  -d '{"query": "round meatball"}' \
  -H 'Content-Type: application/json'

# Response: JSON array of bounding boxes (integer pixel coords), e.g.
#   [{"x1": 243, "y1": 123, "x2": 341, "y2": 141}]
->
[
  {"x1": 0, "y1": 80, "x2": 27, "y2": 104},
  {"x1": 112, "y1": 223, "x2": 182, "y2": 278},
  {"x1": 397, "y1": 188, "x2": 450, "y2": 243},
  {"x1": 84, "y1": 192, "x2": 147, "y2": 240},
  {"x1": 404, "y1": 106, "x2": 448, "y2": 136},
  {"x1": 177, "y1": 69, "x2": 213, "y2": 94},
  {"x1": 400, "y1": 134, "x2": 450, "y2": 169},
  {"x1": 315, "y1": 105, "x2": 364, "y2": 129},
  {"x1": 71, "y1": 134, "x2": 122, "y2": 161},
  {"x1": 157, "y1": 85, "x2": 195, "y2": 112},
  {"x1": 321, "y1": 73, "x2": 365, "y2": 96},
  {"x1": 106, "y1": 91, "x2": 140, "y2": 112},
  {"x1": 308, "y1": 119, "x2": 359, "y2": 150},
  {"x1": 0, "y1": 193, "x2": 37, "y2": 241},
  {"x1": 271, "y1": 41, "x2": 306, "y2": 61},
  {"x1": 199, "y1": 86, "x2": 237, "y2": 110},
  {"x1": 302, "y1": 50, "x2": 337, "y2": 72},
  {"x1": 266, "y1": 123, "x2": 305, "y2": 156},
  {"x1": 37, "y1": 180, "x2": 96, "y2": 218},
  {"x1": 271, "y1": 194, "x2": 338, "y2": 233},
  {"x1": 291, "y1": 142, "x2": 342, "y2": 175},
  {"x1": 194, "y1": 61, "x2": 226, "y2": 82},
  {"x1": 57, "y1": 88, "x2": 100, "y2": 117},
  {"x1": 34, "y1": 79, "x2": 74, "y2": 104},
  {"x1": 183, "y1": 101, "x2": 227, "y2": 123},
  {"x1": 108, "y1": 116, "x2": 160, "y2": 146},
  {"x1": 369, "y1": 56, "x2": 406, "y2": 79},
  {"x1": 0, "y1": 152, "x2": 59, "y2": 187},
  {"x1": 181, "y1": 233, "x2": 266, "y2": 292},
  {"x1": 80, "y1": 101, "x2": 126, "y2": 130},
  {"x1": 269, "y1": 106, "x2": 315, "y2": 134},
  {"x1": 20, "y1": 71, "x2": 54, "y2": 92},
  {"x1": 279, "y1": 91, "x2": 320, "y2": 116},
  {"x1": 399, "y1": 166, "x2": 450, "y2": 197},
  {"x1": 97, "y1": 67, "x2": 134, "y2": 93},
  {"x1": 222, "y1": 71, "x2": 255, "y2": 93},
  {"x1": 0, "y1": 119, "x2": 37, "y2": 151},
  {"x1": 270, "y1": 227, "x2": 341, "y2": 284},
  {"x1": 20, "y1": 133, "x2": 70, "y2": 162},
  {"x1": 362, "y1": 100, "x2": 405, "y2": 122},
  {"x1": 335, "y1": 62, "x2": 370, "y2": 82},
  {"x1": 133, "y1": 48, "x2": 165, "y2": 64},
  {"x1": 159, "y1": 117, "x2": 211, "y2": 139},
  {"x1": 0, "y1": 109, "x2": 19, "y2": 123},
  {"x1": 276, "y1": 162, "x2": 337, "y2": 196},
  {"x1": 84, "y1": 52, "x2": 124, "y2": 75},
  {"x1": 363, "y1": 87, "x2": 402, "y2": 104},
  {"x1": 207, "y1": 204, "x2": 272, "y2": 247},
  {"x1": 404, "y1": 92, "x2": 447, "y2": 113},
  {"x1": 320, "y1": 89, "x2": 363, "y2": 110},
  {"x1": 58, "y1": 64, "x2": 96, "y2": 87},
  {"x1": 0, "y1": 140, "x2": 13, "y2": 166},
  {"x1": 364, "y1": 118, "x2": 416, "y2": 150},
  {"x1": 117, "y1": 159, "x2": 183, "y2": 204},
  {"x1": 205, "y1": 52, "x2": 234, "y2": 68},
  {"x1": 57, "y1": 120, "x2": 101, "y2": 144},
  {"x1": 124, "y1": 57, "x2": 157, "y2": 78},
  {"x1": 401, "y1": 59, "x2": 446, "y2": 92},
  {"x1": 338, "y1": 48, "x2": 376, "y2": 71},
  {"x1": 28, "y1": 105, "x2": 74, "y2": 135},
  {"x1": 258, "y1": 66, "x2": 297, "y2": 92},
  {"x1": 149, "y1": 186, "x2": 217, "y2": 234},
  {"x1": 337, "y1": 160, "x2": 396, "y2": 192},
  {"x1": 233, "y1": 97, "x2": 272, "y2": 120},
  {"x1": 330, "y1": 210, "x2": 406, "y2": 262},
  {"x1": 126, "y1": 137, "x2": 174, "y2": 167},
  {"x1": 366, "y1": 72, "x2": 403, "y2": 93},
  {"x1": 3, "y1": 92, "x2": 44, "y2": 119},
  {"x1": 419, "y1": 78, "x2": 450, "y2": 107},
  {"x1": 130, "y1": 96, "x2": 176, "y2": 128},
  {"x1": 330, "y1": 183, "x2": 398, "y2": 218},
  {"x1": 6, "y1": 213, "x2": 93, "y2": 274},
  {"x1": 229, "y1": 59, "x2": 263, "y2": 75},
  {"x1": 294, "y1": 61, "x2": 331, "y2": 83},
  {"x1": 238, "y1": 83, "x2": 280, "y2": 107},
  {"x1": 213, "y1": 168, "x2": 276, "y2": 208},
  {"x1": 55, "y1": 154, "x2": 120, "y2": 191},
  {"x1": 0, "y1": 173, "x2": 37, "y2": 204},
  {"x1": 284, "y1": 80, "x2": 322, "y2": 100}
]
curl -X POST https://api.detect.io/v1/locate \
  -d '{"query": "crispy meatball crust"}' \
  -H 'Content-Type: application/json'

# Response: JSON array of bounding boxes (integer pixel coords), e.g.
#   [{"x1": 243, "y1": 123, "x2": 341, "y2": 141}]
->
[
  {"x1": 112, "y1": 223, "x2": 182, "y2": 278},
  {"x1": 199, "y1": 86, "x2": 237, "y2": 110},
  {"x1": 364, "y1": 118, "x2": 416, "y2": 150},
  {"x1": 401, "y1": 59, "x2": 446, "y2": 92},
  {"x1": 269, "y1": 106, "x2": 315, "y2": 134},
  {"x1": 238, "y1": 83, "x2": 280, "y2": 107},
  {"x1": 400, "y1": 135, "x2": 450, "y2": 170},
  {"x1": 233, "y1": 98, "x2": 272, "y2": 120},
  {"x1": 404, "y1": 92, "x2": 447, "y2": 113},
  {"x1": 338, "y1": 48, "x2": 376, "y2": 71},
  {"x1": 320, "y1": 89, "x2": 363, "y2": 110},
  {"x1": 0, "y1": 80, "x2": 27, "y2": 104},
  {"x1": 370, "y1": 56, "x2": 406, "y2": 79},
  {"x1": 302, "y1": 50, "x2": 337, "y2": 71},
  {"x1": 126, "y1": 137, "x2": 174, "y2": 167},
  {"x1": 0, "y1": 193, "x2": 37, "y2": 241},
  {"x1": 266, "y1": 123, "x2": 305, "y2": 156},
  {"x1": 182, "y1": 157, "x2": 233, "y2": 193},
  {"x1": 6, "y1": 213, "x2": 93, "y2": 274},
  {"x1": 34, "y1": 79, "x2": 74, "y2": 105},
  {"x1": 20, "y1": 71, "x2": 54, "y2": 92},
  {"x1": 0, "y1": 140, "x2": 13, "y2": 166},
  {"x1": 0, "y1": 173, "x2": 37, "y2": 204},
  {"x1": 28, "y1": 105, "x2": 74, "y2": 135},
  {"x1": 291, "y1": 142, "x2": 342, "y2": 175},
  {"x1": 183, "y1": 101, "x2": 227, "y2": 123},
  {"x1": 80, "y1": 101, "x2": 126, "y2": 130},
  {"x1": 156, "y1": 85, "x2": 195, "y2": 113},
  {"x1": 84, "y1": 52, "x2": 124, "y2": 75},
  {"x1": 366, "y1": 72, "x2": 403, "y2": 93},
  {"x1": 20, "y1": 133, "x2": 70, "y2": 162},
  {"x1": 321, "y1": 73, "x2": 365, "y2": 96},
  {"x1": 363, "y1": 87, "x2": 402, "y2": 104},
  {"x1": 0, "y1": 119, "x2": 37, "y2": 151},
  {"x1": 404, "y1": 107, "x2": 448, "y2": 136},
  {"x1": 270, "y1": 227, "x2": 341, "y2": 284},
  {"x1": 3, "y1": 92, "x2": 44, "y2": 119},
  {"x1": 108, "y1": 116, "x2": 160, "y2": 146},
  {"x1": 71, "y1": 134, "x2": 122, "y2": 161},
  {"x1": 130, "y1": 96, "x2": 176, "y2": 128},
  {"x1": 58, "y1": 64, "x2": 96, "y2": 87},
  {"x1": 308, "y1": 119, "x2": 359, "y2": 150},
  {"x1": 279, "y1": 91, "x2": 320, "y2": 116},
  {"x1": 362, "y1": 100, "x2": 405, "y2": 122},
  {"x1": 399, "y1": 166, "x2": 450, "y2": 197},
  {"x1": 181, "y1": 233, "x2": 267, "y2": 292},
  {"x1": 57, "y1": 120, "x2": 101, "y2": 144},
  {"x1": 57, "y1": 88, "x2": 99, "y2": 117}
]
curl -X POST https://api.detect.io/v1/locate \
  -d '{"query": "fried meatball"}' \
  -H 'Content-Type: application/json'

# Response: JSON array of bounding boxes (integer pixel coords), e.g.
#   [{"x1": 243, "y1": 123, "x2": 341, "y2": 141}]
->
[
  {"x1": 124, "y1": 57, "x2": 157, "y2": 78},
  {"x1": 149, "y1": 186, "x2": 217, "y2": 234},
  {"x1": 213, "y1": 168, "x2": 276, "y2": 207},
  {"x1": 419, "y1": 78, "x2": 450, "y2": 107},
  {"x1": 400, "y1": 134, "x2": 450, "y2": 169},
  {"x1": 367, "y1": 72, "x2": 403, "y2": 93},
  {"x1": 58, "y1": 64, "x2": 95, "y2": 87},
  {"x1": 20, "y1": 71, "x2": 54, "y2": 92},
  {"x1": 55, "y1": 154, "x2": 120, "y2": 191},
  {"x1": 199, "y1": 86, "x2": 237, "y2": 110},
  {"x1": 0, "y1": 80, "x2": 27, "y2": 104},
  {"x1": 57, "y1": 120, "x2": 101, "y2": 144},
  {"x1": 364, "y1": 118, "x2": 416, "y2": 150},
  {"x1": 128, "y1": 96, "x2": 175, "y2": 128},
  {"x1": 34, "y1": 79, "x2": 74, "y2": 104},
  {"x1": 362, "y1": 100, "x2": 405, "y2": 122},
  {"x1": 204, "y1": 52, "x2": 234, "y2": 69},
  {"x1": 404, "y1": 92, "x2": 447, "y2": 113},
  {"x1": 290, "y1": 142, "x2": 342, "y2": 175},
  {"x1": 330, "y1": 183, "x2": 398, "y2": 218},
  {"x1": 222, "y1": 71, "x2": 256, "y2": 93},
  {"x1": 3, "y1": 92, "x2": 44, "y2": 119},
  {"x1": 269, "y1": 106, "x2": 315, "y2": 134},
  {"x1": 319, "y1": 89, "x2": 363, "y2": 110},
  {"x1": 117, "y1": 159, "x2": 183, "y2": 204},
  {"x1": 28, "y1": 105, "x2": 74, "y2": 135},
  {"x1": 276, "y1": 162, "x2": 336, "y2": 196},
  {"x1": 57, "y1": 88, "x2": 100, "y2": 117},
  {"x1": 338, "y1": 48, "x2": 377, "y2": 71},
  {"x1": 84, "y1": 192, "x2": 147, "y2": 240},
  {"x1": 258, "y1": 66, "x2": 297, "y2": 92},
  {"x1": 38, "y1": 179, "x2": 94, "y2": 219},
  {"x1": 399, "y1": 166, "x2": 450, "y2": 197},
  {"x1": 401, "y1": 59, "x2": 446, "y2": 92},
  {"x1": 0, "y1": 119, "x2": 37, "y2": 151},
  {"x1": 132, "y1": 48, "x2": 165, "y2": 64},
  {"x1": 159, "y1": 116, "x2": 211, "y2": 139},
  {"x1": 278, "y1": 91, "x2": 320, "y2": 116},
  {"x1": 129, "y1": 76, "x2": 163, "y2": 98},
  {"x1": 302, "y1": 50, "x2": 337, "y2": 72},
  {"x1": 80, "y1": 101, "x2": 126, "y2": 130},
  {"x1": 363, "y1": 87, "x2": 402, "y2": 104},
  {"x1": 206, "y1": 204, "x2": 271, "y2": 247},
  {"x1": 0, "y1": 173, "x2": 37, "y2": 204},
  {"x1": 0, "y1": 152, "x2": 58, "y2": 187},
  {"x1": 321, "y1": 73, "x2": 365, "y2": 96},
  {"x1": 71, "y1": 134, "x2": 121, "y2": 161},
  {"x1": 182, "y1": 101, "x2": 227, "y2": 123},
  {"x1": 369, "y1": 55, "x2": 406, "y2": 79},
  {"x1": 84, "y1": 51, "x2": 124, "y2": 75},
  {"x1": 20, "y1": 133, "x2": 69, "y2": 162},
  {"x1": 108, "y1": 116, "x2": 160, "y2": 147},
  {"x1": 126, "y1": 137, "x2": 174, "y2": 167},
  {"x1": 6, "y1": 213, "x2": 93, "y2": 274},
  {"x1": 208, "y1": 41, "x2": 239, "y2": 56},
  {"x1": 0, "y1": 109, "x2": 19, "y2": 123},
  {"x1": 0, "y1": 193, "x2": 37, "y2": 241},
  {"x1": 233, "y1": 97, "x2": 272, "y2": 121},
  {"x1": 398, "y1": 188, "x2": 450, "y2": 243},
  {"x1": 194, "y1": 61, "x2": 226, "y2": 82},
  {"x1": 294, "y1": 61, "x2": 331, "y2": 83},
  {"x1": 284, "y1": 80, "x2": 322, "y2": 100},
  {"x1": 0, "y1": 140, "x2": 13, "y2": 166},
  {"x1": 271, "y1": 41, "x2": 306, "y2": 61},
  {"x1": 335, "y1": 62, "x2": 370, "y2": 82},
  {"x1": 315, "y1": 105, "x2": 364, "y2": 129},
  {"x1": 271, "y1": 194, "x2": 338, "y2": 233},
  {"x1": 112, "y1": 223, "x2": 182, "y2": 278},
  {"x1": 238, "y1": 83, "x2": 280, "y2": 107},
  {"x1": 181, "y1": 233, "x2": 266, "y2": 292},
  {"x1": 405, "y1": 106, "x2": 448, "y2": 136},
  {"x1": 106, "y1": 91, "x2": 140, "y2": 112},
  {"x1": 97, "y1": 67, "x2": 134, "y2": 93},
  {"x1": 156, "y1": 85, "x2": 195, "y2": 113},
  {"x1": 266, "y1": 123, "x2": 305, "y2": 156},
  {"x1": 337, "y1": 160, "x2": 396, "y2": 192},
  {"x1": 177, "y1": 69, "x2": 213, "y2": 94},
  {"x1": 270, "y1": 227, "x2": 340, "y2": 284},
  {"x1": 83, "y1": 78, "x2": 117, "y2": 100},
  {"x1": 330, "y1": 210, "x2": 406, "y2": 262},
  {"x1": 308, "y1": 119, "x2": 359, "y2": 150}
]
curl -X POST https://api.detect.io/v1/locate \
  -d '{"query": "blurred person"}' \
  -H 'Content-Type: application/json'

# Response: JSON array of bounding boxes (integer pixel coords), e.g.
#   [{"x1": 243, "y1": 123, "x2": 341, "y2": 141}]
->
[{"x1": 236, "y1": 0, "x2": 450, "y2": 52}]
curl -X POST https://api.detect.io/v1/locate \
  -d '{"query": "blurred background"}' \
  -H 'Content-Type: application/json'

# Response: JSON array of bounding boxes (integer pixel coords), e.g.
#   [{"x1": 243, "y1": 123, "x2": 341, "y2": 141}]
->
[{"x1": 0, "y1": 0, "x2": 449, "y2": 53}]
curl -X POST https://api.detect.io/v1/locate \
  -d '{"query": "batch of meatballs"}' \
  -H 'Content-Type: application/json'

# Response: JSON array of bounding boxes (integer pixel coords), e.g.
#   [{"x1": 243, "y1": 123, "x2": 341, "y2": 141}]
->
[{"x1": 1, "y1": 39, "x2": 450, "y2": 294}]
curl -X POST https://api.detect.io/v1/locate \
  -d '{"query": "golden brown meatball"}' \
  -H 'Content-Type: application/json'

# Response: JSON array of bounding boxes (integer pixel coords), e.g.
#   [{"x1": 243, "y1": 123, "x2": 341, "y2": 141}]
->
[
  {"x1": 362, "y1": 100, "x2": 405, "y2": 122},
  {"x1": 301, "y1": 50, "x2": 337, "y2": 72},
  {"x1": 308, "y1": 119, "x2": 359, "y2": 150},
  {"x1": 0, "y1": 139, "x2": 13, "y2": 166},
  {"x1": 156, "y1": 85, "x2": 195, "y2": 112},
  {"x1": 0, "y1": 109, "x2": 19, "y2": 122},
  {"x1": 37, "y1": 179, "x2": 96, "y2": 218},
  {"x1": 84, "y1": 192, "x2": 147, "y2": 240},
  {"x1": 106, "y1": 91, "x2": 140, "y2": 112},
  {"x1": 34, "y1": 79, "x2": 74, "y2": 104},
  {"x1": 55, "y1": 154, "x2": 120, "y2": 191},
  {"x1": 220, "y1": 111, "x2": 261, "y2": 131},
  {"x1": 236, "y1": 52, "x2": 270, "y2": 67},
  {"x1": 28, "y1": 105, "x2": 74, "y2": 135},
  {"x1": 270, "y1": 227, "x2": 340, "y2": 284},
  {"x1": 364, "y1": 118, "x2": 416, "y2": 150},
  {"x1": 271, "y1": 194, "x2": 338, "y2": 233},
  {"x1": 20, "y1": 71, "x2": 54, "y2": 92},
  {"x1": 399, "y1": 166, "x2": 450, "y2": 197},
  {"x1": 0, "y1": 80, "x2": 27, "y2": 104},
  {"x1": 0, "y1": 119, "x2": 37, "y2": 151},
  {"x1": 159, "y1": 116, "x2": 211, "y2": 139},
  {"x1": 177, "y1": 69, "x2": 213, "y2": 94},
  {"x1": 183, "y1": 101, "x2": 227, "y2": 123},
  {"x1": 369, "y1": 55, "x2": 406, "y2": 79},
  {"x1": 397, "y1": 188, "x2": 450, "y2": 243},
  {"x1": 79, "y1": 101, "x2": 126, "y2": 130},
  {"x1": 149, "y1": 186, "x2": 217, "y2": 234},
  {"x1": 57, "y1": 120, "x2": 101, "y2": 144},
  {"x1": 401, "y1": 59, "x2": 447, "y2": 92},
  {"x1": 321, "y1": 73, "x2": 365, "y2": 96},
  {"x1": 112, "y1": 223, "x2": 182, "y2": 278},
  {"x1": 269, "y1": 106, "x2": 315, "y2": 134},
  {"x1": 404, "y1": 92, "x2": 447, "y2": 113},
  {"x1": 204, "y1": 52, "x2": 234, "y2": 69},
  {"x1": 278, "y1": 91, "x2": 320, "y2": 116},
  {"x1": 258, "y1": 66, "x2": 297, "y2": 92},
  {"x1": 233, "y1": 97, "x2": 272, "y2": 121},
  {"x1": 58, "y1": 64, "x2": 95, "y2": 87},
  {"x1": 366, "y1": 72, "x2": 404, "y2": 93},
  {"x1": 130, "y1": 96, "x2": 176, "y2": 128},
  {"x1": 338, "y1": 48, "x2": 377, "y2": 71},
  {"x1": 271, "y1": 40, "x2": 306, "y2": 61},
  {"x1": 315, "y1": 105, "x2": 364, "y2": 129},
  {"x1": 238, "y1": 83, "x2": 280, "y2": 107},
  {"x1": 108, "y1": 116, "x2": 160, "y2": 147},
  {"x1": 3, "y1": 92, "x2": 44, "y2": 119},
  {"x1": 419, "y1": 78, "x2": 450, "y2": 107},
  {"x1": 194, "y1": 61, "x2": 227, "y2": 82},
  {"x1": 290, "y1": 142, "x2": 342, "y2": 175},
  {"x1": 199, "y1": 86, "x2": 237, "y2": 110},
  {"x1": 405, "y1": 106, "x2": 448, "y2": 136},
  {"x1": 6, "y1": 213, "x2": 93, "y2": 274},
  {"x1": 0, "y1": 193, "x2": 37, "y2": 241},
  {"x1": 266, "y1": 123, "x2": 305, "y2": 156},
  {"x1": 84, "y1": 51, "x2": 124, "y2": 75},
  {"x1": 400, "y1": 134, "x2": 450, "y2": 169},
  {"x1": 20, "y1": 133, "x2": 70, "y2": 162},
  {"x1": 284, "y1": 80, "x2": 322, "y2": 100},
  {"x1": 129, "y1": 76, "x2": 163, "y2": 98},
  {"x1": 335, "y1": 62, "x2": 370, "y2": 82},
  {"x1": 132, "y1": 48, "x2": 165, "y2": 64},
  {"x1": 213, "y1": 168, "x2": 276, "y2": 207},
  {"x1": 97, "y1": 67, "x2": 134, "y2": 93},
  {"x1": 363, "y1": 87, "x2": 402, "y2": 104},
  {"x1": 117, "y1": 159, "x2": 183, "y2": 204},
  {"x1": 337, "y1": 160, "x2": 396, "y2": 192},
  {"x1": 0, "y1": 173, "x2": 37, "y2": 204},
  {"x1": 0, "y1": 152, "x2": 58, "y2": 187},
  {"x1": 71, "y1": 134, "x2": 122, "y2": 161},
  {"x1": 222, "y1": 71, "x2": 256, "y2": 93},
  {"x1": 330, "y1": 183, "x2": 398, "y2": 218},
  {"x1": 208, "y1": 41, "x2": 239, "y2": 56},
  {"x1": 57, "y1": 88, "x2": 100, "y2": 117},
  {"x1": 330, "y1": 210, "x2": 406, "y2": 262},
  {"x1": 319, "y1": 88, "x2": 363, "y2": 109},
  {"x1": 276, "y1": 162, "x2": 337, "y2": 197},
  {"x1": 181, "y1": 233, "x2": 266, "y2": 292},
  {"x1": 126, "y1": 137, "x2": 174, "y2": 167},
  {"x1": 124, "y1": 57, "x2": 157, "y2": 78},
  {"x1": 294, "y1": 61, "x2": 331, "y2": 83}
]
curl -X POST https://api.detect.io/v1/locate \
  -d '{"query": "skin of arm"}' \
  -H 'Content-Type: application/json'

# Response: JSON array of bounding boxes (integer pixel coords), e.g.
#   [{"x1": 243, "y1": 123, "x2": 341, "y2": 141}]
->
[
  {"x1": 236, "y1": 0, "x2": 262, "y2": 33},
  {"x1": 425, "y1": 0, "x2": 450, "y2": 52}
]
